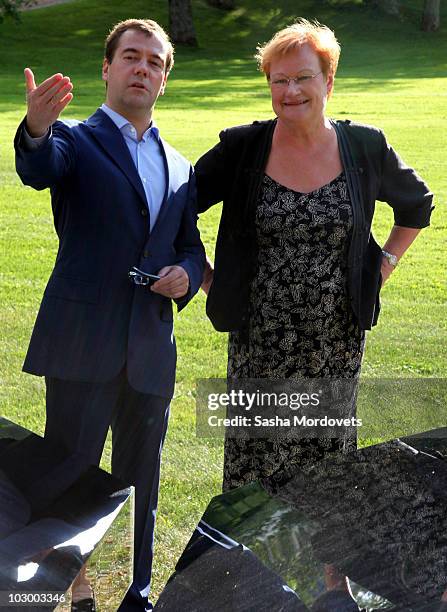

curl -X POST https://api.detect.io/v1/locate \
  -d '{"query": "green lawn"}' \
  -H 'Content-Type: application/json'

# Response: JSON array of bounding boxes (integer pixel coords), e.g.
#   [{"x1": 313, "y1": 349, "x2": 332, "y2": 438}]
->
[{"x1": 0, "y1": 0, "x2": 446, "y2": 600}]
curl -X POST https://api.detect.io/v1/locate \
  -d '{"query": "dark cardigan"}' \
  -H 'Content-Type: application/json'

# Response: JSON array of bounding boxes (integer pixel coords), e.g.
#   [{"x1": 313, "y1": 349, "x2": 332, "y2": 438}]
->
[{"x1": 195, "y1": 119, "x2": 434, "y2": 331}]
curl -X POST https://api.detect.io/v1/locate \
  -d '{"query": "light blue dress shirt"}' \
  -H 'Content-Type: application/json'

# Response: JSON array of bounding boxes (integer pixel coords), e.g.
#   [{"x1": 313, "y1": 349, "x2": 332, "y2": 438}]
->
[{"x1": 100, "y1": 104, "x2": 166, "y2": 231}]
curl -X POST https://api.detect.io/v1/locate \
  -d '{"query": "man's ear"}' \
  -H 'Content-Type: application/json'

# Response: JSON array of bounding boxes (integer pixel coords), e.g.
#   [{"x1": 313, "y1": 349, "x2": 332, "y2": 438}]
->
[
  {"x1": 159, "y1": 71, "x2": 169, "y2": 96},
  {"x1": 102, "y1": 58, "x2": 109, "y2": 83}
]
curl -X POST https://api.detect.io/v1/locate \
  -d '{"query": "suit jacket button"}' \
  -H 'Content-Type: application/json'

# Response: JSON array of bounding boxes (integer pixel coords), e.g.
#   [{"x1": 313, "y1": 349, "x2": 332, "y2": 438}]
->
[
  {"x1": 141, "y1": 208, "x2": 148, "y2": 217},
  {"x1": 143, "y1": 250, "x2": 150, "y2": 258}
]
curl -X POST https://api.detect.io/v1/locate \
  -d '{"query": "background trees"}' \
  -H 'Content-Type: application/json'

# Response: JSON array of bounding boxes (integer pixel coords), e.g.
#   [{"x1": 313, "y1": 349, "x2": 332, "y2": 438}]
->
[
  {"x1": 421, "y1": 0, "x2": 441, "y2": 31},
  {"x1": 168, "y1": 0, "x2": 236, "y2": 46},
  {"x1": 326, "y1": 0, "x2": 441, "y2": 31},
  {"x1": 206, "y1": 0, "x2": 235, "y2": 8},
  {"x1": 168, "y1": 0, "x2": 197, "y2": 46},
  {"x1": 376, "y1": 0, "x2": 400, "y2": 16},
  {"x1": 0, "y1": 0, "x2": 30, "y2": 23}
]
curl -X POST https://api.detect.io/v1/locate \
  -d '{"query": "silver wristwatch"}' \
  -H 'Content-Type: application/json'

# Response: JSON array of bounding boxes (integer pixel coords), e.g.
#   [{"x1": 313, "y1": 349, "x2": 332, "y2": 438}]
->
[{"x1": 382, "y1": 250, "x2": 398, "y2": 268}]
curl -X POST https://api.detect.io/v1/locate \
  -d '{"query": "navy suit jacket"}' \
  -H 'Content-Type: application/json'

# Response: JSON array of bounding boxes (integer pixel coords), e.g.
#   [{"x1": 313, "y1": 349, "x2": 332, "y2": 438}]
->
[{"x1": 15, "y1": 109, "x2": 205, "y2": 399}]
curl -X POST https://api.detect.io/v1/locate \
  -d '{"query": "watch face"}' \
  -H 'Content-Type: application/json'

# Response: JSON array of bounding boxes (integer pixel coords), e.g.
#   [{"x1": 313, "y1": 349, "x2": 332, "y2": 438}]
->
[{"x1": 383, "y1": 251, "x2": 397, "y2": 267}]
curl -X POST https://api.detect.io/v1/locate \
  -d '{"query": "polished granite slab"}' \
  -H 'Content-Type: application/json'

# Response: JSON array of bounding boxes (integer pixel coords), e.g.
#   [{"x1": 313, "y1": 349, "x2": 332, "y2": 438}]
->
[
  {"x1": 0, "y1": 417, "x2": 133, "y2": 610},
  {"x1": 155, "y1": 428, "x2": 447, "y2": 612}
]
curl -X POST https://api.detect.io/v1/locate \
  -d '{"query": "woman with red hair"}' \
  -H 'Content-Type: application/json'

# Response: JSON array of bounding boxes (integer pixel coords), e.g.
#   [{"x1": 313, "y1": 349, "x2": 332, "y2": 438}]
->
[{"x1": 196, "y1": 19, "x2": 433, "y2": 491}]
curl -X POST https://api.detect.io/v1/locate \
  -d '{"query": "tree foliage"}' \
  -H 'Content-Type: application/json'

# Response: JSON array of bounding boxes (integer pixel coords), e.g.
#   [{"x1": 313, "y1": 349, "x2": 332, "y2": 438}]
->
[{"x1": 0, "y1": 0, "x2": 31, "y2": 23}]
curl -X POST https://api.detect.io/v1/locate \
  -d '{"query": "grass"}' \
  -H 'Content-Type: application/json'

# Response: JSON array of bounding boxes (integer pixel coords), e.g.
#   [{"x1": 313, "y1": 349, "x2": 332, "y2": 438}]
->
[{"x1": 0, "y1": 0, "x2": 446, "y2": 600}]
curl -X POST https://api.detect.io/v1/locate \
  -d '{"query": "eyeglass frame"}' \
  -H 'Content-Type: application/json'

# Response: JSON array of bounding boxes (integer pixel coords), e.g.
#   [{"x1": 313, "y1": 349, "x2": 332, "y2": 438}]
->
[
  {"x1": 268, "y1": 71, "x2": 323, "y2": 89},
  {"x1": 128, "y1": 266, "x2": 161, "y2": 287}
]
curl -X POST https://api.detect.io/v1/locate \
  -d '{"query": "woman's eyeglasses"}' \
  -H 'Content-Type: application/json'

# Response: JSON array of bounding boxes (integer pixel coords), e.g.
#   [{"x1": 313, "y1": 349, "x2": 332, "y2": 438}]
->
[{"x1": 269, "y1": 71, "x2": 323, "y2": 89}]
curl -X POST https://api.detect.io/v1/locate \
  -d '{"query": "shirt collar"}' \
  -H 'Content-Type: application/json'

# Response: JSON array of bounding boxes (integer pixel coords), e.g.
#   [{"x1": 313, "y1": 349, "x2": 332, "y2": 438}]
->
[{"x1": 100, "y1": 103, "x2": 160, "y2": 142}]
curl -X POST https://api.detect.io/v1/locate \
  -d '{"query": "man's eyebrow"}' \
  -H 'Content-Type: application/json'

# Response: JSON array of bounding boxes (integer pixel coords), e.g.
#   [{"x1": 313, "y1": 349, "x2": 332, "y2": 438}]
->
[{"x1": 121, "y1": 47, "x2": 164, "y2": 61}]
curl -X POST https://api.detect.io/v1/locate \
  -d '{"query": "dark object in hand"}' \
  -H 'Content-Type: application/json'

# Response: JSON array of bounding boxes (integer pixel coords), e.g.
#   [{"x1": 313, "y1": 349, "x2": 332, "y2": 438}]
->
[{"x1": 128, "y1": 267, "x2": 161, "y2": 287}]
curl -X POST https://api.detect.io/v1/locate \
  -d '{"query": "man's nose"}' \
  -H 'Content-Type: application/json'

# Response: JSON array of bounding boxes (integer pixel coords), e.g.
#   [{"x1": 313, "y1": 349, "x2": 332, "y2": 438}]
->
[{"x1": 134, "y1": 60, "x2": 149, "y2": 76}]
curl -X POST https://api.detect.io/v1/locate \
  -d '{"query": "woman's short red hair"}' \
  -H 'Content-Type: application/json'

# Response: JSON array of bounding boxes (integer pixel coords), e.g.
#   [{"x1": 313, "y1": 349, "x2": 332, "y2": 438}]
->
[{"x1": 256, "y1": 18, "x2": 341, "y2": 78}]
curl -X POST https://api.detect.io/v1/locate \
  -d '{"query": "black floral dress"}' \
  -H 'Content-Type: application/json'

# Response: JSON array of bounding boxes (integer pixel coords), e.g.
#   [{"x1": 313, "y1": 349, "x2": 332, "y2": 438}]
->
[{"x1": 224, "y1": 172, "x2": 365, "y2": 491}]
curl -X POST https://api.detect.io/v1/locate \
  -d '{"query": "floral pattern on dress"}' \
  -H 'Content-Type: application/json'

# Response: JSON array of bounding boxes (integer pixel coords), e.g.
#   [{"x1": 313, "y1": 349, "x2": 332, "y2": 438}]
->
[{"x1": 224, "y1": 173, "x2": 365, "y2": 491}]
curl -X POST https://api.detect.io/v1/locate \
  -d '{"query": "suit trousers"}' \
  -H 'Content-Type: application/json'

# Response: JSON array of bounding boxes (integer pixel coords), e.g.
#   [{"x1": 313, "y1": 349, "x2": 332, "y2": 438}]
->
[{"x1": 45, "y1": 369, "x2": 170, "y2": 611}]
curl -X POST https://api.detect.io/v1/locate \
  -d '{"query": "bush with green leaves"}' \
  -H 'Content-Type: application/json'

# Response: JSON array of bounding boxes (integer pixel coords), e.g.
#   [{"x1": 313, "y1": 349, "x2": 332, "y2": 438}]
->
[{"x1": 0, "y1": 0, "x2": 32, "y2": 24}]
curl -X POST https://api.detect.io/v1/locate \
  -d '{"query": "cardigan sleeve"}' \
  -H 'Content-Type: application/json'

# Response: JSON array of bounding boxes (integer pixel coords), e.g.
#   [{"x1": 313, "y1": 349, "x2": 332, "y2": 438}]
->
[
  {"x1": 377, "y1": 131, "x2": 434, "y2": 228},
  {"x1": 195, "y1": 129, "x2": 230, "y2": 214}
]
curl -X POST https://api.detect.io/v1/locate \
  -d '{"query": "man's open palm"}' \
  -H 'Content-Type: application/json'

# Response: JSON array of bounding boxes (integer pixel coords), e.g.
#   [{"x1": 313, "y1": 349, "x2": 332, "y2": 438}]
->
[{"x1": 24, "y1": 68, "x2": 73, "y2": 137}]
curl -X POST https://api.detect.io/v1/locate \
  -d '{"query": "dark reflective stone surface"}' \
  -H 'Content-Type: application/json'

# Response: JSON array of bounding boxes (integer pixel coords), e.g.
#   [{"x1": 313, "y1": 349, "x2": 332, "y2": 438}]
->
[
  {"x1": 0, "y1": 417, "x2": 133, "y2": 610},
  {"x1": 155, "y1": 429, "x2": 447, "y2": 612}
]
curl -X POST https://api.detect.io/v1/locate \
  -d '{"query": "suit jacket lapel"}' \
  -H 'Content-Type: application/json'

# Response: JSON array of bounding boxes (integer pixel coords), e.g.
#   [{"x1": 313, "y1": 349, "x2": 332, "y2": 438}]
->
[{"x1": 85, "y1": 109, "x2": 148, "y2": 206}]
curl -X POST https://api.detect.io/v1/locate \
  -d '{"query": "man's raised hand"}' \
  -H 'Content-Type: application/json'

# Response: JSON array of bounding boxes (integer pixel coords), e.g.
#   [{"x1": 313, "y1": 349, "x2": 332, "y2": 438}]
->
[{"x1": 24, "y1": 68, "x2": 73, "y2": 138}]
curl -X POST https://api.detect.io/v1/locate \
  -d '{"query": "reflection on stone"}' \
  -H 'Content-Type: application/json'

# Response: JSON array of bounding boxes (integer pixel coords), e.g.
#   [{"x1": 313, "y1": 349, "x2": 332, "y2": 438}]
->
[
  {"x1": 0, "y1": 417, "x2": 133, "y2": 611},
  {"x1": 200, "y1": 483, "x2": 323, "y2": 606},
  {"x1": 264, "y1": 431, "x2": 447, "y2": 610},
  {"x1": 79, "y1": 493, "x2": 133, "y2": 611},
  {"x1": 155, "y1": 520, "x2": 307, "y2": 611},
  {"x1": 156, "y1": 428, "x2": 447, "y2": 612}
]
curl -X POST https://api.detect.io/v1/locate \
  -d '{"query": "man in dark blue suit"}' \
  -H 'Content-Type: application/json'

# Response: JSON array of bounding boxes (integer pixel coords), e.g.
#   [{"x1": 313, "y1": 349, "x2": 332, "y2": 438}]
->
[{"x1": 14, "y1": 18, "x2": 205, "y2": 612}]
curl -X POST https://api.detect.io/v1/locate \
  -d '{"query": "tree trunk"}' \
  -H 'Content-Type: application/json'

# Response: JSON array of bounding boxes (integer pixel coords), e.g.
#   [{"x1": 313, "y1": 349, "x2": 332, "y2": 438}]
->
[
  {"x1": 206, "y1": 0, "x2": 235, "y2": 9},
  {"x1": 421, "y1": 0, "x2": 440, "y2": 31},
  {"x1": 168, "y1": 0, "x2": 197, "y2": 46}
]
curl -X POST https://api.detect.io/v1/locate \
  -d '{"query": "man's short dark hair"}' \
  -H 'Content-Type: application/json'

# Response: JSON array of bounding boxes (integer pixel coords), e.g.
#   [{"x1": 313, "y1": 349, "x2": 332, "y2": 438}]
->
[{"x1": 105, "y1": 18, "x2": 174, "y2": 73}]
